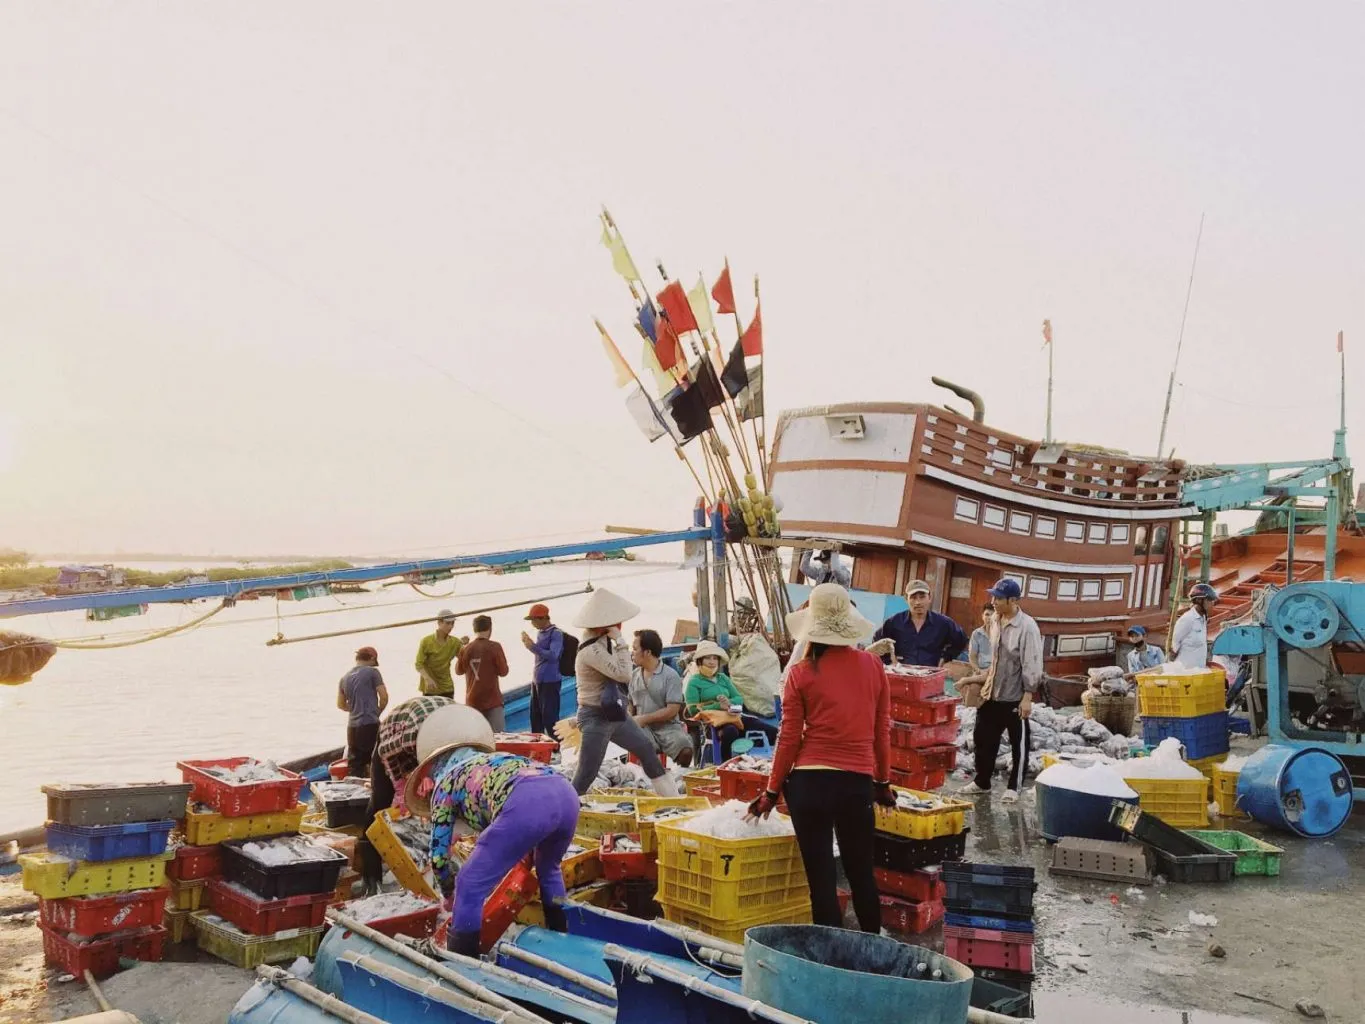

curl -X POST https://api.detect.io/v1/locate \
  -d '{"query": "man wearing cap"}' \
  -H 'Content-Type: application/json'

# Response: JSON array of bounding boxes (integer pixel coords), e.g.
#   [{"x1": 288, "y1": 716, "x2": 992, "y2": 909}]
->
[
  {"x1": 1125, "y1": 625, "x2": 1165, "y2": 675},
  {"x1": 960, "y1": 578, "x2": 1042, "y2": 803},
  {"x1": 415, "y1": 610, "x2": 465, "y2": 698},
  {"x1": 1171, "y1": 583, "x2": 1218, "y2": 668},
  {"x1": 520, "y1": 603, "x2": 565, "y2": 737},
  {"x1": 337, "y1": 647, "x2": 389, "y2": 780},
  {"x1": 871, "y1": 580, "x2": 969, "y2": 668}
]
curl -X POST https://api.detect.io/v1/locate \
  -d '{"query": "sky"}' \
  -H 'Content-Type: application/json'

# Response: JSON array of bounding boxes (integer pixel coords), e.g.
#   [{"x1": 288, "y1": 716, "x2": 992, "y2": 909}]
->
[{"x1": 1, "y1": 2, "x2": 1361, "y2": 558}]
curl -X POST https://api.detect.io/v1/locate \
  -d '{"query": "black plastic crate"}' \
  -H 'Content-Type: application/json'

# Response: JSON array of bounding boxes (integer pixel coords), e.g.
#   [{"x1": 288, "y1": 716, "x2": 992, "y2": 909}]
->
[
  {"x1": 1107, "y1": 802, "x2": 1236, "y2": 883},
  {"x1": 219, "y1": 834, "x2": 347, "y2": 900},
  {"x1": 941, "y1": 864, "x2": 1037, "y2": 919},
  {"x1": 970, "y1": 974, "x2": 1033, "y2": 1019},
  {"x1": 941, "y1": 862, "x2": 1035, "y2": 882},
  {"x1": 43, "y1": 783, "x2": 192, "y2": 828},
  {"x1": 621, "y1": 879, "x2": 661, "y2": 920},
  {"x1": 872, "y1": 829, "x2": 969, "y2": 873}
]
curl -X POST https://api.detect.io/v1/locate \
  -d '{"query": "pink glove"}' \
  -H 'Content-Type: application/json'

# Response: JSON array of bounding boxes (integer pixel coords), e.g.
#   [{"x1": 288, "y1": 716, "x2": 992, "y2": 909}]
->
[{"x1": 417, "y1": 776, "x2": 436, "y2": 797}]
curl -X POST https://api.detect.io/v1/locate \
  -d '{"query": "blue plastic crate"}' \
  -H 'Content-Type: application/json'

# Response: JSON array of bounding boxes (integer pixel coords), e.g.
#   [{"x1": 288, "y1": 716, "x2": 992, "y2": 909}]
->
[
  {"x1": 945, "y1": 912, "x2": 1035, "y2": 934},
  {"x1": 44, "y1": 819, "x2": 175, "y2": 863},
  {"x1": 1228, "y1": 716, "x2": 1251, "y2": 736},
  {"x1": 1140, "y1": 711, "x2": 1230, "y2": 760}
]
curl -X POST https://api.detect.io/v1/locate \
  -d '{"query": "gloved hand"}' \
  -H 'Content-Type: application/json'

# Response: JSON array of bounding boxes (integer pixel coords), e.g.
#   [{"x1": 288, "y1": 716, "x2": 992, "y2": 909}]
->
[
  {"x1": 441, "y1": 890, "x2": 454, "y2": 914},
  {"x1": 417, "y1": 775, "x2": 436, "y2": 798},
  {"x1": 865, "y1": 638, "x2": 896, "y2": 659},
  {"x1": 874, "y1": 782, "x2": 898, "y2": 808},
  {"x1": 746, "y1": 790, "x2": 779, "y2": 820}
]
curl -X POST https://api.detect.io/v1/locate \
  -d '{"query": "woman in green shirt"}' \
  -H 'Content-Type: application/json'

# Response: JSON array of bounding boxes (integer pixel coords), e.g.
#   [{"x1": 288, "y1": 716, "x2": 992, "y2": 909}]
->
[{"x1": 684, "y1": 640, "x2": 745, "y2": 762}]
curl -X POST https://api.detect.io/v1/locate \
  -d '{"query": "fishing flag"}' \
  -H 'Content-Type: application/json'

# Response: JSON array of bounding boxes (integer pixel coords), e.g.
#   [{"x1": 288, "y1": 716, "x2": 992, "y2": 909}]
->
[
  {"x1": 689, "y1": 357, "x2": 726, "y2": 410},
  {"x1": 721, "y1": 340, "x2": 749, "y2": 399},
  {"x1": 1042, "y1": 319, "x2": 1053, "y2": 347},
  {"x1": 626, "y1": 384, "x2": 684, "y2": 444},
  {"x1": 642, "y1": 340, "x2": 675, "y2": 396},
  {"x1": 657, "y1": 281, "x2": 699, "y2": 335},
  {"x1": 595, "y1": 319, "x2": 633, "y2": 388},
  {"x1": 654, "y1": 318, "x2": 686, "y2": 373},
  {"x1": 736, "y1": 365, "x2": 764, "y2": 422},
  {"x1": 600, "y1": 224, "x2": 640, "y2": 282},
  {"x1": 637, "y1": 301, "x2": 658, "y2": 342},
  {"x1": 687, "y1": 275, "x2": 716, "y2": 335},
  {"x1": 666, "y1": 380, "x2": 714, "y2": 442},
  {"x1": 712, "y1": 262, "x2": 736, "y2": 315},
  {"x1": 740, "y1": 301, "x2": 763, "y2": 357}
]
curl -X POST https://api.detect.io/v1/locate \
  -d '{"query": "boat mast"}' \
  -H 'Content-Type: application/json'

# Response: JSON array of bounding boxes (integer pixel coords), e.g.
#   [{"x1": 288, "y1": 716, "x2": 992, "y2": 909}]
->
[
  {"x1": 1042, "y1": 319, "x2": 1054, "y2": 443},
  {"x1": 1156, "y1": 213, "x2": 1205, "y2": 458}
]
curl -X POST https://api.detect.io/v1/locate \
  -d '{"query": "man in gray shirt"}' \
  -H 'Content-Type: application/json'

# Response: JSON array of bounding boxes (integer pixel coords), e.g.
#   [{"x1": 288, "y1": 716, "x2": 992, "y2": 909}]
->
[
  {"x1": 629, "y1": 629, "x2": 693, "y2": 767},
  {"x1": 337, "y1": 646, "x2": 389, "y2": 779}
]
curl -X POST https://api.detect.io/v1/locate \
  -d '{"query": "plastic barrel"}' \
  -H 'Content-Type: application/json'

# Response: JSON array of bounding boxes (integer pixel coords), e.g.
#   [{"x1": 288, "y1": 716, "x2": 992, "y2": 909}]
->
[
  {"x1": 228, "y1": 981, "x2": 336, "y2": 1024},
  {"x1": 1035, "y1": 782, "x2": 1139, "y2": 843},
  {"x1": 1236, "y1": 744, "x2": 1354, "y2": 838},
  {"x1": 742, "y1": 924, "x2": 972, "y2": 1023},
  {"x1": 504, "y1": 926, "x2": 741, "y2": 993}
]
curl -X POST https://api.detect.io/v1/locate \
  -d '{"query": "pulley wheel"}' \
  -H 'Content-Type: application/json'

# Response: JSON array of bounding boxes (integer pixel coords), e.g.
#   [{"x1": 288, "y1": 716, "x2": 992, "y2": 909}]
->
[{"x1": 1268, "y1": 588, "x2": 1340, "y2": 649}]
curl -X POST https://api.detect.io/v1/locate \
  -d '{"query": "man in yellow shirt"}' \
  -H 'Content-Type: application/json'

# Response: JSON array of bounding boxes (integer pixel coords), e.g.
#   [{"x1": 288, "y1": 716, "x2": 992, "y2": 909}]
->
[{"x1": 415, "y1": 609, "x2": 465, "y2": 697}]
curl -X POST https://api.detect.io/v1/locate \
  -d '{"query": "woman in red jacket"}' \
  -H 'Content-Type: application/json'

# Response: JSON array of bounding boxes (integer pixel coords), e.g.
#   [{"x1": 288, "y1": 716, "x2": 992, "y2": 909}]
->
[{"x1": 748, "y1": 583, "x2": 894, "y2": 933}]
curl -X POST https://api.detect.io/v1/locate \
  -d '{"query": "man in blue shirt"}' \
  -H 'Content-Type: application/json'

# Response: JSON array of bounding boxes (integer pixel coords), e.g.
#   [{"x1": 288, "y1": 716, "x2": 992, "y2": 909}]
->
[
  {"x1": 872, "y1": 579, "x2": 968, "y2": 667},
  {"x1": 520, "y1": 603, "x2": 565, "y2": 737},
  {"x1": 1125, "y1": 625, "x2": 1165, "y2": 675}
]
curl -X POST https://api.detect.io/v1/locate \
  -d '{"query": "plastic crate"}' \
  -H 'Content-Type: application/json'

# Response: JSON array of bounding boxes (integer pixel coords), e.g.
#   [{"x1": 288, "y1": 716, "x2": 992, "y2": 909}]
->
[
  {"x1": 878, "y1": 893, "x2": 943, "y2": 934},
  {"x1": 577, "y1": 798, "x2": 639, "y2": 839},
  {"x1": 480, "y1": 862, "x2": 539, "y2": 952},
  {"x1": 680, "y1": 766, "x2": 720, "y2": 796},
  {"x1": 307, "y1": 831, "x2": 359, "y2": 870},
  {"x1": 183, "y1": 803, "x2": 308, "y2": 846},
  {"x1": 886, "y1": 666, "x2": 946, "y2": 701},
  {"x1": 890, "y1": 693, "x2": 960, "y2": 726},
  {"x1": 365, "y1": 810, "x2": 437, "y2": 899},
  {"x1": 167, "y1": 844, "x2": 221, "y2": 882},
  {"x1": 191, "y1": 911, "x2": 323, "y2": 968},
  {"x1": 43, "y1": 783, "x2": 192, "y2": 828},
  {"x1": 599, "y1": 834, "x2": 658, "y2": 882},
  {"x1": 1140, "y1": 712, "x2": 1230, "y2": 760},
  {"x1": 1107, "y1": 803, "x2": 1236, "y2": 883},
  {"x1": 873, "y1": 866, "x2": 944, "y2": 903},
  {"x1": 890, "y1": 744, "x2": 957, "y2": 775},
  {"x1": 164, "y1": 905, "x2": 194, "y2": 943},
  {"x1": 1210, "y1": 764, "x2": 1248, "y2": 818},
  {"x1": 944, "y1": 911, "x2": 1036, "y2": 933},
  {"x1": 336, "y1": 894, "x2": 441, "y2": 938},
  {"x1": 1121, "y1": 776, "x2": 1210, "y2": 828},
  {"x1": 873, "y1": 830, "x2": 968, "y2": 873},
  {"x1": 1049, "y1": 837, "x2": 1152, "y2": 885},
  {"x1": 716, "y1": 758, "x2": 770, "y2": 803},
  {"x1": 177, "y1": 758, "x2": 306, "y2": 818},
  {"x1": 873, "y1": 787, "x2": 970, "y2": 840},
  {"x1": 635, "y1": 796, "x2": 711, "y2": 853},
  {"x1": 168, "y1": 877, "x2": 209, "y2": 911},
  {"x1": 1185, "y1": 830, "x2": 1283, "y2": 876},
  {"x1": 941, "y1": 865, "x2": 1037, "y2": 920},
  {"x1": 40, "y1": 924, "x2": 166, "y2": 979},
  {"x1": 1136, "y1": 668, "x2": 1226, "y2": 718},
  {"x1": 309, "y1": 781, "x2": 371, "y2": 829},
  {"x1": 39, "y1": 888, "x2": 166, "y2": 939},
  {"x1": 558, "y1": 837, "x2": 603, "y2": 888},
  {"x1": 45, "y1": 819, "x2": 175, "y2": 864},
  {"x1": 654, "y1": 818, "x2": 806, "y2": 919},
  {"x1": 970, "y1": 975, "x2": 1034, "y2": 1019},
  {"x1": 208, "y1": 878, "x2": 332, "y2": 935},
  {"x1": 944, "y1": 925, "x2": 1034, "y2": 974},
  {"x1": 20, "y1": 851, "x2": 172, "y2": 900},
  {"x1": 890, "y1": 721, "x2": 958, "y2": 749},
  {"x1": 889, "y1": 768, "x2": 948, "y2": 792},
  {"x1": 658, "y1": 897, "x2": 811, "y2": 944},
  {"x1": 219, "y1": 835, "x2": 348, "y2": 900},
  {"x1": 493, "y1": 733, "x2": 557, "y2": 763}
]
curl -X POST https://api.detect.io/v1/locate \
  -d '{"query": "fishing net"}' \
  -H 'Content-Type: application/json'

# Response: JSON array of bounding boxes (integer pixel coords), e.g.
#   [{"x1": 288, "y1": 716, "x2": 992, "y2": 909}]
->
[{"x1": 0, "y1": 631, "x2": 56, "y2": 684}]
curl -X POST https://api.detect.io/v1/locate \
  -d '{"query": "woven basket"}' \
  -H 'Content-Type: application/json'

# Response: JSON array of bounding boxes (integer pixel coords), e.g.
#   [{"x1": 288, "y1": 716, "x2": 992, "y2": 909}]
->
[{"x1": 1082, "y1": 690, "x2": 1138, "y2": 736}]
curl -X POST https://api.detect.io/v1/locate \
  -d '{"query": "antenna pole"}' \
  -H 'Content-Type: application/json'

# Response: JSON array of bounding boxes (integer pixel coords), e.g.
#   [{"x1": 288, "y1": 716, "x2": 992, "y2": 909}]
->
[{"x1": 1156, "y1": 213, "x2": 1205, "y2": 458}]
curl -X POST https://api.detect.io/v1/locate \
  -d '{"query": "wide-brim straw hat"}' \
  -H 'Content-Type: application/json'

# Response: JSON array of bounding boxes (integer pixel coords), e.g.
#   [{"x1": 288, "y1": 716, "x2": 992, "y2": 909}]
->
[
  {"x1": 571, "y1": 588, "x2": 640, "y2": 630},
  {"x1": 402, "y1": 704, "x2": 497, "y2": 817},
  {"x1": 692, "y1": 639, "x2": 729, "y2": 664},
  {"x1": 785, "y1": 582, "x2": 876, "y2": 647}
]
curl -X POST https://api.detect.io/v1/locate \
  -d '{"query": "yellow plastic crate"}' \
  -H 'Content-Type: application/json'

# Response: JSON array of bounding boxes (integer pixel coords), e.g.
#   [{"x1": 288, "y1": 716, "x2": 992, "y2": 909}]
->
[
  {"x1": 518, "y1": 878, "x2": 616, "y2": 926},
  {"x1": 636, "y1": 797, "x2": 711, "y2": 854},
  {"x1": 183, "y1": 802, "x2": 307, "y2": 845},
  {"x1": 577, "y1": 798, "x2": 638, "y2": 839},
  {"x1": 164, "y1": 905, "x2": 194, "y2": 943},
  {"x1": 365, "y1": 809, "x2": 437, "y2": 899},
  {"x1": 19, "y1": 851, "x2": 172, "y2": 900},
  {"x1": 1136, "y1": 669, "x2": 1226, "y2": 718},
  {"x1": 561, "y1": 836, "x2": 603, "y2": 888},
  {"x1": 681, "y1": 767, "x2": 720, "y2": 797},
  {"x1": 300, "y1": 812, "x2": 363, "y2": 838},
  {"x1": 191, "y1": 911, "x2": 323, "y2": 968},
  {"x1": 168, "y1": 877, "x2": 208, "y2": 911},
  {"x1": 1121, "y1": 776, "x2": 1210, "y2": 828},
  {"x1": 658, "y1": 897, "x2": 812, "y2": 944},
  {"x1": 654, "y1": 819, "x2": 806, "y2": 920},
  {"x1": 873, "y1": 787, "x2": 971, "y2": 840},
  {"x1": 1211, "y1": 764, "x2": 1248, "y2": 819}
]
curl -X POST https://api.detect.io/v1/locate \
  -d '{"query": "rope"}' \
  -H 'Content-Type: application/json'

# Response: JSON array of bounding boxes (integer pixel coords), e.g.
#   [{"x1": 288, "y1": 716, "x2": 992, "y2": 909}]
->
[
  {"x1": 408, "y1": 581, "x2": 458, "y2": 598},
  {"x1": 47, "y1": 601, "x2": 228, "y2": 650}
]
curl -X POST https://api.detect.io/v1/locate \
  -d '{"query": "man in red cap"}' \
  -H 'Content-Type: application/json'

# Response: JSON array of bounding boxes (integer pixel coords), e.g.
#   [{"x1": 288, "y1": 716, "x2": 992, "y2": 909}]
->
[
  {"x1": 337, "y1": 646, "x2": 389, "y2": 778},
  {"x1": 521, "y1": 603, "x2": 569, "y2": 736}
]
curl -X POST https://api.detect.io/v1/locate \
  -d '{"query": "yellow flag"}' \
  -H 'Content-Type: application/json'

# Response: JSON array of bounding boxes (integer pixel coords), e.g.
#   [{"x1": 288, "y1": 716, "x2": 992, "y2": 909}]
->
[
  {"x1": 687, "y1": 275, "x2": 716, "y2": 335},
  {"x1": 595, "y1": 319, "x2": 633, "y2": 388},
  {"x1": 642, "y1": 340, "x2": 674, "y2": 396},
  {"x1": 600, "y1": 225, "x2": 640, "y2": 282}
]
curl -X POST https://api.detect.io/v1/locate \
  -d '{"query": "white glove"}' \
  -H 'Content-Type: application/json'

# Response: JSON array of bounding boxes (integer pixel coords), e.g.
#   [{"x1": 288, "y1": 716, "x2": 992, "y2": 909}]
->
[{"x1": 866, "y1": 638, "x2": 896, "y2": 659}]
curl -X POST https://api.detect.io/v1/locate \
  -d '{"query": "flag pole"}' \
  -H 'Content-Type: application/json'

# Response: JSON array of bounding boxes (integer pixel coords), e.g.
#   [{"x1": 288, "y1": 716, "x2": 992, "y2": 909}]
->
[
  {"x1": 752, "y1": 275, "x2": 769, "y2": 482},
  {"x1": 723, "y1": 263, "x2": 766, "y2": 478},
  {"x1": 1043, "y1": 319, "x2": 1054, "y2": 444}
]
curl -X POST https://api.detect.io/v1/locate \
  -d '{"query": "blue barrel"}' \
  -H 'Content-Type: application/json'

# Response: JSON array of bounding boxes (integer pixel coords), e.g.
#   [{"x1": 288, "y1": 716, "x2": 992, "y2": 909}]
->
[
  {"x1": 1237, "y1": 744, "x2": 1354, "y2": 837},
  {"x1": 1035, "y1": 781, "x2": 1139, "y2": 843},
  {"x1": 742, "y1": 925, "x2": 972, "y2": 1023},
  {"x1": 228, "y1": 981, "x2": 341, "y2": 1024}
]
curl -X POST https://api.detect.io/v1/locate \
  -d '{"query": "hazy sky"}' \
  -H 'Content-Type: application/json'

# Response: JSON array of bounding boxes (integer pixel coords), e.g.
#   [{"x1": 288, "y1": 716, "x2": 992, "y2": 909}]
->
[{"x1": 2, "y1": 3, "x2": 1361, "y2": 557}]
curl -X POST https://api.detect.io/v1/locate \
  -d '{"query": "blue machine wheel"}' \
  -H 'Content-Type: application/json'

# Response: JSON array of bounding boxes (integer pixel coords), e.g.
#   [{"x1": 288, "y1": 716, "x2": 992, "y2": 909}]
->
[{"x1": 1268, "y1": 588, "x2": 1340, "y2": 649}]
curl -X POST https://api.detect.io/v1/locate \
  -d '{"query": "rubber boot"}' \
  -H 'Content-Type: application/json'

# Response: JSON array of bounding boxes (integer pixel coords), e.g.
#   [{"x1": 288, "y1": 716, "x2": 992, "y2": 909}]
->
[
  {"x1": 542, "y1": 900, "x2": 568, "y2": 934},
  {"x1": 447, "y1": 929, "x2": 481, "y2": 958},
  {"x1": 650, "y1": 773, "x2": 680, "y2": 797}
]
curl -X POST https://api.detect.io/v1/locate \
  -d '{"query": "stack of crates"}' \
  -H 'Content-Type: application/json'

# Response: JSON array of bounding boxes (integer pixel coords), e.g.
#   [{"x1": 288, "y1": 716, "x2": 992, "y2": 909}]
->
[
  {"x1": 26, "y1": 782, "x2": 190, "y2": 978},
  {"x1": 943, "y1": 862, "x2": 1036, "y2": 991},
  {"x1": 868, "y1": 786, "x2": 970, "y2": 933},
  {"x1": 1135, "y1": 669, "x2": 1230, "y2": 764},
  {"x1": 885, "y1": 665, "x2": 960, "y2": 790}
]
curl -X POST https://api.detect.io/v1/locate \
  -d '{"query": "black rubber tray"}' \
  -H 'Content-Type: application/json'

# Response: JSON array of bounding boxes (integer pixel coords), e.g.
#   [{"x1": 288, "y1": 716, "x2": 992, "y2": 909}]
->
[
  {"x1": 872, "y1": 829, "x2": 969, "y2": 873},
  {"x1": 1107, "y1": 801, "x2": 1236, "y2": 883},
  {"x1": 218, "y1": 834, "x2": 347, "y2": 899}
]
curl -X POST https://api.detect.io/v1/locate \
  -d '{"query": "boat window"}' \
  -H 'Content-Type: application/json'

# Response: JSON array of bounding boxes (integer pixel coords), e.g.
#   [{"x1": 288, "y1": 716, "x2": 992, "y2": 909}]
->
[
  {"x1": 1080, "y1": 580, "x2": 1101, "y2": 601},
  {"x1": 1083, "y1": 634, "x2": 1115, "y2": 653},
  {"x1": 1087, "y1": 523, "x2": 1107, "y2": 544},
  {"x1": 1064, "y1": 521, "x2": 1084, "y2": 543},
  {"x1": 1152, "y1": 525, "x2": 1169, "y2": 555},
  {"x1": 1009, "y1": 511, "x2": 1032, "y2": 535},
  {"x1": 1035, "y1": 516, "x2": 1057, "y2": 539},
  {"x1": 988, "y1": 449, "x2": 1014, "y2": 470},
  {"x1": 1133, "y1": 525, "x2": 1149, "y2": 556},
  {"x1": 1027, "y1": 576, "x2": 1050, "y2": 599},
  {"x1": 1110, "y1": 523, "x2": 1130, "y2": 545},
  {"x1": 954, "y1": 497, "x2": 980, "y2": 523},
  {"x1": 1103, "y1": 579, "x2": 1124, "y2": 600},
  {"x1": 1057, "y1": 579, "x2": 1078, "y2": 600},
  {"x1": 983, "y1": 505, "x2": 1007, "y2": 530},
  {"x1": 1056, "y1": 635, "x2": 1086, "y2": 655}
]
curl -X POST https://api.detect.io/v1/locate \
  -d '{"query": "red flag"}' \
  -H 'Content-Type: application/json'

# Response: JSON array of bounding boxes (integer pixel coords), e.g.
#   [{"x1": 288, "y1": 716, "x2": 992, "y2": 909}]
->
[
  {"x1": 657, "y1": 281, "x2": 699, "y2": 335},
  {"x1": 712, "y1": 263, "x2": 736, "y2": 315},
  {"x1": 740, "y1": 301, "x2": 763, "y2": 357},
  {"x1": 654, "y1": 317, "x2": 685, "y2": 373}
]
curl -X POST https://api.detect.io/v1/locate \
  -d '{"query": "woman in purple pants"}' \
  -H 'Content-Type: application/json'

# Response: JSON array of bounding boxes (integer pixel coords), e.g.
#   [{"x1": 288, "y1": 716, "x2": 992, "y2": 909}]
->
[{"x1": 406, "y1": 705, "x2": 580, "y2": 956}]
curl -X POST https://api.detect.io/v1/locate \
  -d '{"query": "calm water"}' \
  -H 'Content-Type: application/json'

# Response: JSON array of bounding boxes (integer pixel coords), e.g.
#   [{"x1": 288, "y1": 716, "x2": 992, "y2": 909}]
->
[{"x1": 0, "y1": 559, "x2": 698, "y2": 833}]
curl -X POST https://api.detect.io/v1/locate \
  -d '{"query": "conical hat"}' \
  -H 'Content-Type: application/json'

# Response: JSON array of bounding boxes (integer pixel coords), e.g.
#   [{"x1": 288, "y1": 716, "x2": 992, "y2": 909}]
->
[
  {"x1": 692, "y1": 639, "x2": 729, "y2": 664},
  {"x1": 571, "y1": 588, "x2": 640, "y2": 629},
  {"x1": 402, "y1": 704, "x2": 496, "y2": 817}
]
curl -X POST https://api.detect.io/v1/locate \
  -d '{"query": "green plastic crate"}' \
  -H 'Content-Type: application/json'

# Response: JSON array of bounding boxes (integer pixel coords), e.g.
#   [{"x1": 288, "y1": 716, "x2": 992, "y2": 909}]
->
[{"x1": 1185, "y1": 830, "x2": 1283, "y2": 876}]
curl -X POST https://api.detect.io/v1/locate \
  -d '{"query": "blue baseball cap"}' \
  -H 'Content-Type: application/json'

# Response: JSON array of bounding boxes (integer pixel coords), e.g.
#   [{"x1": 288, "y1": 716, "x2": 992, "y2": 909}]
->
[
  {"x1": 987, "y1": 578, "x2": 1022, "y2": 599},
  {"x1": 1126, "y1": 624, "x2": 1147, "y2": 636}
]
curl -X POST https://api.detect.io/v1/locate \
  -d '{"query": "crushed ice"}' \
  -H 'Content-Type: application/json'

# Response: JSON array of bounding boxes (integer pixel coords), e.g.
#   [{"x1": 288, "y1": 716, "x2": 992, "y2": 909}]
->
[{"x1": 679, "y1": 799, "x2": 795, "y2": 838}]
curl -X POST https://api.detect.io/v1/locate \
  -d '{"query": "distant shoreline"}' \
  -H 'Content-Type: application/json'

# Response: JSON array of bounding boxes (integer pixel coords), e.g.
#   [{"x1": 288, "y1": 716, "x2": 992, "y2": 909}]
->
[
  {"x1": 34, "y1": 553, "x2": 372, "y2": 564},
  {"x1": 1, "y1": 560, "x2": 356, "y2": 591}
]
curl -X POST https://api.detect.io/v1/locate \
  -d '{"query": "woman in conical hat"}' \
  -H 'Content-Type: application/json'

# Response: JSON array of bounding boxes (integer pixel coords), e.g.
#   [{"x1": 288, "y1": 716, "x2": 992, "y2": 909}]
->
[
  {"x1": 567, "y1": 588, "x2": 679, "y2": 796},
  {"x1": 748, "y1": 582, "x2": 896, "y2": 935},
  {"x1": 683, "y1": 639, "x2": 746, "y2": 762}
]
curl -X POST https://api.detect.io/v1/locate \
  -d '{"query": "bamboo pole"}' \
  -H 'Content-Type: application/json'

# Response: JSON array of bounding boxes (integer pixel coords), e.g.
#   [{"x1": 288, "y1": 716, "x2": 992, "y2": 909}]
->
[{"x1": 253, "y1": 965, "x2": 390, "y2": 1024}]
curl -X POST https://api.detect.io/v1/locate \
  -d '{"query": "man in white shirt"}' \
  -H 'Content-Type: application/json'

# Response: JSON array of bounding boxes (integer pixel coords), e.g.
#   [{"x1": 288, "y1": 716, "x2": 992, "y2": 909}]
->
[{"x1": 1171, "y1": 583, "x2": 1218, "y2": 668}]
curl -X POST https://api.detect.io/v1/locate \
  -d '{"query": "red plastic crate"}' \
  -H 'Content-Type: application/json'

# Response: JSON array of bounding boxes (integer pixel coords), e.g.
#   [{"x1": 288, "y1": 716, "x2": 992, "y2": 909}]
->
[
  {"x1": 891, "y1": 722, "x2": 957, "y2": 749},
  {"x1": 39, "y1": 889, "x2": 166, "y2": 939},
  {"x1": 167, "y1": 845, "x2": 221, "y2": 883},
  {"x1": 717, "y1": 760, "x2": 787, "y2": 813},
  {"x1": 944, "y1": 924, "x2": 1034, "y2": 974},
  {"x1": 177, "y1": 758, "x2": 305, "y2": 818},
  {"x1": 879, "y1": 894, "x2": 944, "y2": 934},
  {"x1": 599, "y1": 834, "x2": 658, "y2": 882},
  {"x1": 336, "y1": 897, "x2": 441, "y2": 939},
  {"x1": 208, "y1": 879, "x2": 332, "y2": 936},
  {"x1": 889, "y1": 768, "x2": 948, "y2": 791},
  {"x1": 495, "y1": 735, "x2": 557, "y2": 763},
  {"x1": 891, "y1": 694, "x2": 961, "y2": 726},
  {"x1": 891, "y1": 744, "x2": 957, "y2": 774},
  {"x1": 886, "y1": 667, "x2": 946, "y2": 702},
  {"x1": 874, "y1": 866, "x2": 945, "y2": 903},
  {"x1": 329, "y1": 759, "x2": 348, "y2": 780},
  {"x1": 40, "y1": 924, "x2": 166, "y2": 979},
  {"x1": 692, "y1": 782, "x2": 726, "y2": 806}
]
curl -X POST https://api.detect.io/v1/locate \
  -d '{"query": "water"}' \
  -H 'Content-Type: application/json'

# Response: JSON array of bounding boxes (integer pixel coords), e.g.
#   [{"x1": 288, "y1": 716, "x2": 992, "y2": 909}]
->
[{"x1": 0, "y1": 559, "x2": 699, "y2": 833}]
